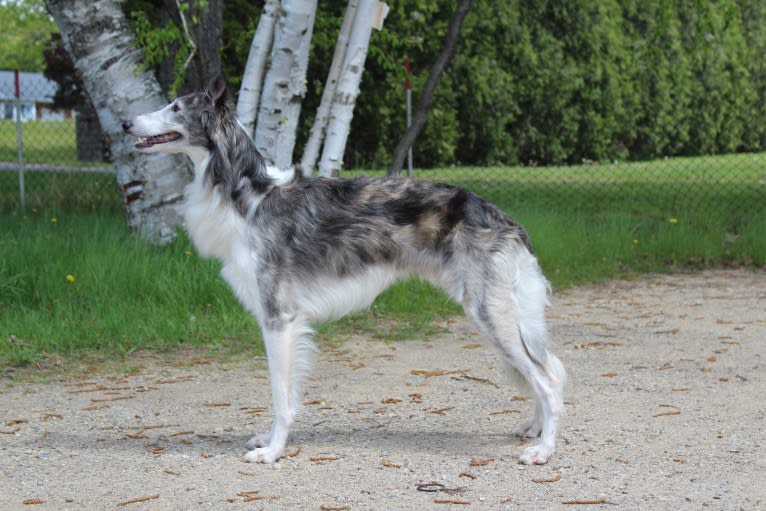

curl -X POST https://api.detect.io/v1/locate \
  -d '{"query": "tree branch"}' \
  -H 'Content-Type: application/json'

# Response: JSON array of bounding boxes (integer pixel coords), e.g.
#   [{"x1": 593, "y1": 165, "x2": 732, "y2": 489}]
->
[{"x1": 387, "y1": 0, "x2": 471, "y2": 176}]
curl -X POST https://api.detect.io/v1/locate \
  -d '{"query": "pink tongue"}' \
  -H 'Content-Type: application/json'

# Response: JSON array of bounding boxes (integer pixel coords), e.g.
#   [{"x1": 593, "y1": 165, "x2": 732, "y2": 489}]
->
[
  {"x1": 151, "y1": 133, "x2": 180, "y2": 144},
  {"x1": 136, "y1": 132, "x2": 181, "y2": 148}
]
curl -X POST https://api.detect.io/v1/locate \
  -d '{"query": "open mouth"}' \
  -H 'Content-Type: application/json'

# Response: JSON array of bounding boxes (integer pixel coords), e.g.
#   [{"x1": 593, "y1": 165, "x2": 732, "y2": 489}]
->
[{"x1": 135, "y1": 132, "x2": 182, "y2": 149}]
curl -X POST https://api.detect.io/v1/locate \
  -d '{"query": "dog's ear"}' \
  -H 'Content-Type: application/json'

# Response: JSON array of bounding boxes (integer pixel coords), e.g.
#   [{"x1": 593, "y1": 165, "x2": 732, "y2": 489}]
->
[{"x1": 206, "y1": 72, "x2": 229, "y2": 111}]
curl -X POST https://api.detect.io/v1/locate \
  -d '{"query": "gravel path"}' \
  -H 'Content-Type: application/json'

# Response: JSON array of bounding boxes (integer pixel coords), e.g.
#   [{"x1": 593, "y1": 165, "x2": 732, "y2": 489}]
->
[{"x1": 1, "y1": 269, "x2": 764, "y2": 510}]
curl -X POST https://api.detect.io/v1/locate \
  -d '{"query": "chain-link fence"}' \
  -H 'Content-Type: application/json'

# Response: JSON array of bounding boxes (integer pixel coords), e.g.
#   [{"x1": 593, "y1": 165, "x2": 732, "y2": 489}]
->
[
  {"x1": 0, "y1": 70, "x2": 118, "y2": 213},
  {"x1": 2, "y1": 69, "x2": 764, "y2": 224}
]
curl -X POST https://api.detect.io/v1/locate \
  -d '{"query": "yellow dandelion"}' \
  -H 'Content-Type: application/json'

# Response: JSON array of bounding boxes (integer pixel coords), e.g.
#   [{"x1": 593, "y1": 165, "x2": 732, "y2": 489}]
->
[
  {"x1": 669, "y1": 217, "x2": 678, "y2": 224},
  {"x1": 65, "y1": 274, "x2": 75, "y2": 283},
  {"x1": 632, "y1": 239, "x2": 640, "y2": 245},
  {"x1": 51, "y1": 217, "x2": 57, "y2": 224},
  {"x1": 184, "y1": 250, "x2": 192, "y2": 257}
]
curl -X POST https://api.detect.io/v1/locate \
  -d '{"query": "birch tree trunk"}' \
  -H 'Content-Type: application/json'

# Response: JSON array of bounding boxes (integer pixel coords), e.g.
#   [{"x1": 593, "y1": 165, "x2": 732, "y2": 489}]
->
[
  {"x1": 236, "y1": 0, "x2": 281, "y2": 137},
  {"x1": 299, "y1": 0, "x2": 358, "y2": 176},
  {"x1": 317, "y1": 0, "x2": 377, "y2": 177},
  {"x1": 46, "y1": 0, "x2": 191, "y2": 244},
  {"x1": 254, "y1": 0, "x2": 318, "y2": 169}
]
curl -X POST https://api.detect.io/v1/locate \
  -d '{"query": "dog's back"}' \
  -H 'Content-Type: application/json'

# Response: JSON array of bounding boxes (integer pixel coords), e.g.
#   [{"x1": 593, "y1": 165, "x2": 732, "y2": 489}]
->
[{"x1": 255, "y1": 175, "x2": 532, "y2": 277}]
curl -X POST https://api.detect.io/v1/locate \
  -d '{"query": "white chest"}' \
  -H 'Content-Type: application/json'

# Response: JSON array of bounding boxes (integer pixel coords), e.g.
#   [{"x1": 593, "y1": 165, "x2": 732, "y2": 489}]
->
[
  {"x1": 183, "y1": 175, "x2": 267, "y2": 320},
  {"x1": 182, "y1": 175, "x2": 245, "y2": 263}
]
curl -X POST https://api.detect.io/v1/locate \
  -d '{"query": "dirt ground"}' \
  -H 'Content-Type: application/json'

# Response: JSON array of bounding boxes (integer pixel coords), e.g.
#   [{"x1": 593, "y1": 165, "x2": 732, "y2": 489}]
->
[{"x1": 1, "y1": 269, "x2": 764, "y2": 510}]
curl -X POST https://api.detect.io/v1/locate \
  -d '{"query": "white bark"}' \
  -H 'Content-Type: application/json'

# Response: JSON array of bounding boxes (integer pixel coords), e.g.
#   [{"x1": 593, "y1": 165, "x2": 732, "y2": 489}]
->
[
  {"x1": 46, "y1": 0, "x2": 191, "y2": 244},
  {"x1": 236, "y1": 0, "x2": 280, "y2": 136},
  {"x1": 254, "y1": 0, "x2": 318, "y2": 169},
  {"x1": 299, "y1": 0, "x2": 358, "y2": 176},
  {"x1": 318, "y1": 0, "x2": 377, "y2": 177}
]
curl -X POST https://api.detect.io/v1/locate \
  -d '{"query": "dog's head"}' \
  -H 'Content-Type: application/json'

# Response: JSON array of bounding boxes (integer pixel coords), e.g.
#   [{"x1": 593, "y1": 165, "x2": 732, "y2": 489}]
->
[{"x1": 122, "y1": 73, "x2": 233, "y2": 162}]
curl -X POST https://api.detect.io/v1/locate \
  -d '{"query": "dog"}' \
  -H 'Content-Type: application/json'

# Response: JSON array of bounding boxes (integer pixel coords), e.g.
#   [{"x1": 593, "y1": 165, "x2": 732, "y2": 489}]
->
[{"x1": 122, "y1": 73, "x2": 565, "y2": 465}]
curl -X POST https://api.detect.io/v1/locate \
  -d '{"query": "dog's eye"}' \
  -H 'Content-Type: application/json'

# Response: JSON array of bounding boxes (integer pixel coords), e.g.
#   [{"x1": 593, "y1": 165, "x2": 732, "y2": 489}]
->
[{"x1": 171, "y1": 104, "x2": 180, "y2": 112}]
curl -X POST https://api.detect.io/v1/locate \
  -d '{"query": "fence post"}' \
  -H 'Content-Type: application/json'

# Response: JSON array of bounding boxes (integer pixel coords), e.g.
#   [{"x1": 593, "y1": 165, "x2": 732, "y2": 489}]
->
[
  {"x1": 14, "y1": 69, "x2": 25, "y2": 211},
  {"x1": 403, "y1": 58, "x2": 413, "y2": 177}
]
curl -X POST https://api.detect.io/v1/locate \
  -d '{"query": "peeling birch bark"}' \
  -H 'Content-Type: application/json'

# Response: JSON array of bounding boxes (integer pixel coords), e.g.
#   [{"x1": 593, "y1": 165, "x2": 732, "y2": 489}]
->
[
  {"x1": 254, "y1": 0, "x2": 318, "y2": 169},
  {"x1": 236, "y1": 0, "x2": 281, "y2": 137},
  {"x1": 318, "y1": 0, "x2": 377, "y2": 177},
  {"x1": 299, "y1": 0, "x2": 358, "y2": 176}
]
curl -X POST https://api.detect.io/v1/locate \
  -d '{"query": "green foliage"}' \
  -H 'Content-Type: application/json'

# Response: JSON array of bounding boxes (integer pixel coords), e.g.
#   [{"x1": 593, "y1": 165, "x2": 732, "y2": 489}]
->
[
  {"x1": 128, "y1": 6, "x2": 192, "y2": 97},
  {"x1": 220, "y1": 0, "x2": 260, "y2": 90},
  {"x1": 15, "y1": 0, "x2": 766, "y2": 167},
  {"x1": 293, "y1": 0, "x2": 766, "y2": 167},
  {"x1": 0, "y1": 0, "x2": 58, "y2": 72},
  {"x1": 739, "y1": 0, "x2": 766, "y2": 151}
]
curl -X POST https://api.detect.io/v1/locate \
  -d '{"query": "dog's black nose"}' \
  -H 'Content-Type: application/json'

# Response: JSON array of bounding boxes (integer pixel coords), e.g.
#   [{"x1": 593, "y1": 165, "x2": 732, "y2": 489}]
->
[{"x1": 121, "y1": 120, "x2": 133, "y2": 133}]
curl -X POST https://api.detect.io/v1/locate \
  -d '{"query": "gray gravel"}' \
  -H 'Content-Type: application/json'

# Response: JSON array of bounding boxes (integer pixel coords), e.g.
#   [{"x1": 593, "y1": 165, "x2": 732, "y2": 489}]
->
[{"x1": 1, "y1": 269, "x2": 764, "y2": 510}]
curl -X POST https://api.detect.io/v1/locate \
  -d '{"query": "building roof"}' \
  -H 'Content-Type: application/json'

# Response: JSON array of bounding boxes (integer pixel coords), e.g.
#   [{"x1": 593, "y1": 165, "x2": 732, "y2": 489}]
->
[{"x1": 0, "y1": 70, "x2": 58, "y2": 102}]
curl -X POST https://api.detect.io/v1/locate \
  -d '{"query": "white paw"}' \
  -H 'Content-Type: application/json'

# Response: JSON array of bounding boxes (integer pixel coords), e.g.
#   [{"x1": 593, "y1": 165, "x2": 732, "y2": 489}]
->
[
  {"x1": 245, "y1": 433, "x2": 271, "y2": 449},
  {"x1": 519, "y1": 444, "x2": 552, "y2": 465},
  {"x1": 514, "y1": 417, "x2": 542, "y2": 438},
  {"x1": 243, "y1": 446, "x2": 283, "y2": 464}
]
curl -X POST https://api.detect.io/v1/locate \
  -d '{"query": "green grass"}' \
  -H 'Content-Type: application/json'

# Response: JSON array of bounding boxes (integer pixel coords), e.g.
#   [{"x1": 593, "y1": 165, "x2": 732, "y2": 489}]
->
[
  {"x1": 0, "y1": 171, "x2": 120, "y2": 213},
  {"x1": 1, "y1": 119, "x2": 80, "y2": 164},
  {"x1": 1, "y1": 213, "x2": 259, "y2": 366},
  {"x1": 1, "y1": 157, "x2": 765, "y2": 368},
  {"x1": 370, "y1": 153, "x2": 766, "y2": 216}
]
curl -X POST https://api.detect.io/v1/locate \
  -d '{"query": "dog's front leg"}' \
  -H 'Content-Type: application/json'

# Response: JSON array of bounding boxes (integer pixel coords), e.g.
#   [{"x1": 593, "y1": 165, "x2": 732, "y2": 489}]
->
[{"x1": 244, "y1": 326, "x2": 296, "y2": 463}]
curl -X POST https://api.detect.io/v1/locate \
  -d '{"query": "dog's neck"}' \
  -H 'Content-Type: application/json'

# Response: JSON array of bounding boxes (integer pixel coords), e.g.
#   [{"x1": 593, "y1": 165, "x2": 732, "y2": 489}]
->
[
  {"x1": 185, "y1": 146, "x2": 211, "y2": 171},
  {"x1": 192, "y1": 113, "x2": 286, "y2": 217}
]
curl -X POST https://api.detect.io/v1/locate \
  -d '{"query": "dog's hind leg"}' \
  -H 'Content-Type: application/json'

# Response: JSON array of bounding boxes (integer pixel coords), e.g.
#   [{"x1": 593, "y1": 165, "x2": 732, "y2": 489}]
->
[
  {"x1": 464, "y1": 254, "x2": 565, "y2": 465},
  {"x1": 476, "y1": 313, "x2": 565, "y2": 464},
  {"x1": 514, "y1": 351, "x2": 565, "y2": 465},
  {"x1": 244, "y1": 320, "x2": 309, "y2": 463},
  {"x1": 511, "y1": 255, "x2": 566, "y2": 464}
]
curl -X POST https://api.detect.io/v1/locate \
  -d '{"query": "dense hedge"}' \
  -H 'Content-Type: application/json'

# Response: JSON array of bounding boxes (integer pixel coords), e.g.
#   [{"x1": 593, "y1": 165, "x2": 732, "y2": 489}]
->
[{"x1": 224, "y1": 0, "x2": 766, "y2": 168}]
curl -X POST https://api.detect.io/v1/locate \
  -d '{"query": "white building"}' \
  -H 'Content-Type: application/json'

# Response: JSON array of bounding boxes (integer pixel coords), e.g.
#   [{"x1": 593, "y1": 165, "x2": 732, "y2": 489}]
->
[{"x1": 0, "y1": 70, "x2": 73, "y2": 121}]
